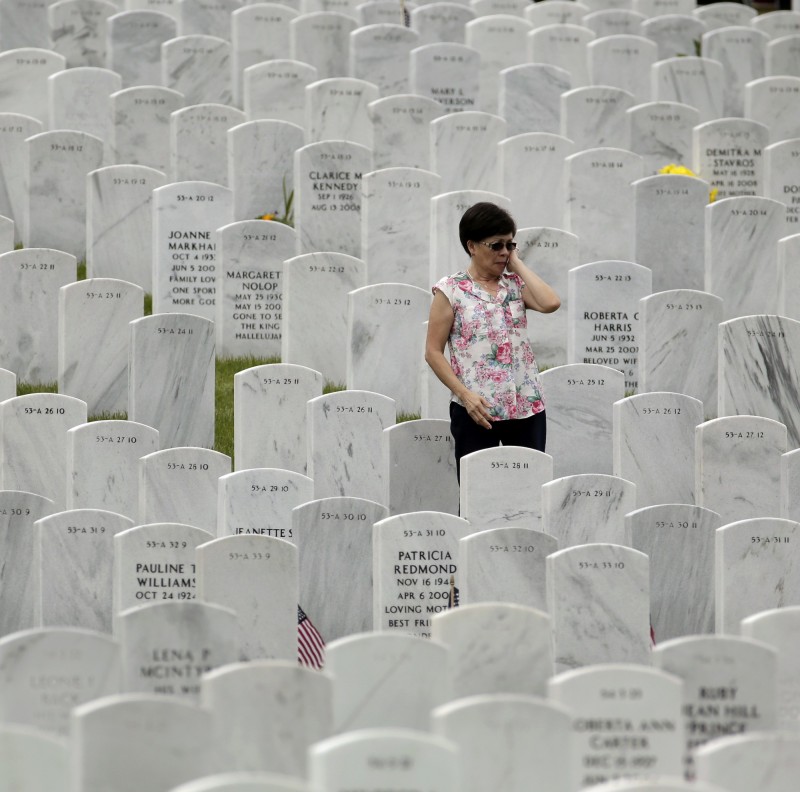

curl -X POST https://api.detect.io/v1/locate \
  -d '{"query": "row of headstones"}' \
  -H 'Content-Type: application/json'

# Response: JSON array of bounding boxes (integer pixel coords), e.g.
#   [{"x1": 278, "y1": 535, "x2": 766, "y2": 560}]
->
[{"x1": 1, "y1": 610, "x2": 800, "y2": 790}]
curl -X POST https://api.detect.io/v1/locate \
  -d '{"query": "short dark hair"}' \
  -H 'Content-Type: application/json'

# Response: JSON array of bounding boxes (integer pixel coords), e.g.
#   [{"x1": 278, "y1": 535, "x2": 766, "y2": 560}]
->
[{"x1": 458, "y1": 202, "x2": 516, "y2": 254}]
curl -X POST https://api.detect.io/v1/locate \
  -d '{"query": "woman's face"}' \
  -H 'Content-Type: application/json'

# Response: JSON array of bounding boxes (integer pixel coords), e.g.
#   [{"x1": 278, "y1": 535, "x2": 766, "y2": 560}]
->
[{"x1": 468, "y1": 232, "x2": 515, "y2": 273}]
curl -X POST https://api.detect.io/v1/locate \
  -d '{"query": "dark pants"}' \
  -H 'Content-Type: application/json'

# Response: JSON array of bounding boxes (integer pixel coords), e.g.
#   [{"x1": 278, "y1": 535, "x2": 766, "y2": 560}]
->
[{"x1": 450, "y1": 402, "x2": 547, "y2": 483}]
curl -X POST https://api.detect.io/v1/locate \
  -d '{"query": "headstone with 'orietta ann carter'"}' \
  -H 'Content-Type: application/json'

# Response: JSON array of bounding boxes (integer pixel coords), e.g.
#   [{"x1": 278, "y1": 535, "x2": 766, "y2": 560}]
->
[
  {"x1": 0, "y1": 247, "x2": 75, "y2": 383},
  {"x1": 34, "y1": 509, "x2": 134, "y2": 633},
  {"x1": 568, "y1": 260, "x2": 652, "y2": 393},
  {"x1": 196, "y1": 535, "x2": 297, "y2": 662},
  {"x1": 373, "y1": 511, "x2": 471, "y2": 638},
  {"x1": 216, "y1": 219, "x2": 295, "y2": 360},
  {"x1": 540, "y1": 364, "x2": 625, "y2": 477},
  {"x1": 139, "y1": 447, "x2": 230, "y2": 532},
  {"x1": 152, "y1": 181, "x2": 233, "y2": 320},
  {"x1": 129, "y1": 315, "x2": 216, "y2": 450},
  {"x1": 294, "y1": 496, "x2": 387, "y2": 641},
  {"x1": 548, "y1": 664, "x2": 684, "y2": 789},
  {"x1": 652, "y1": 635, "x2": 778, "y2": 779}
]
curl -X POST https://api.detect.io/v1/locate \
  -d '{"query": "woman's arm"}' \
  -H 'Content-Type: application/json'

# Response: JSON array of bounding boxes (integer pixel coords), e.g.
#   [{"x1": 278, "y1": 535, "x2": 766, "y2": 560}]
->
[
  {"x1": 507, "y1": 250, "x2": 561, "y2": 313},
  {"x1": 425, "y1": 290, "x2": 493, "y2": 429}
]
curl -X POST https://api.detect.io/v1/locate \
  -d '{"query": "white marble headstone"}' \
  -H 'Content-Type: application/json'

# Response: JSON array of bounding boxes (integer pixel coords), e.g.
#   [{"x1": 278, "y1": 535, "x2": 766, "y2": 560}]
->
[
  {"x1": 526, "y1": 0, "x2": 590, "y2": 28},
  {"x1": 410, "y1": 3, "x2": 475, "y2": 45},
  {"x1": 752, "y1": 9, "x2": 800, "y2": 39},
  {"x1": 0, "y1": 0, "x2": 50, "y2": 49},
  {"x1": 587, "y1": 34, "x2": 657, "y2": 104},
  {"x1": 408, "y1": 42, "x2": 480, "y2": 113},
  {"x1": 162, "y1": 35, "x2": 232, "y2": 106},
  {"x1": 0, "y1": 727, "x2": 68, "y2": 790},
  {"x1": 745, "y1": 75, "x2": 800, "y2": 144},
  {"x1": 641, "y1": 13, "x2": 706, "y2": 59},
  {"x1": 694, "y1": 2, "x2": 756, "y2": 31},
  {"x1": 304, "y1": 78, "x2": 378, "y2": 148},
  {"x1": 627, "y1": 101, "x2": 699, "y2": 176},
  {"x1": 290, "y1": 11, "x2": 357, "y2": 79},
  {"x1": 367, "y1": 94, "x2": 443, "y2": 170},
  {"x1": 651, "y1": 56, "x2": 724, "y2": 122},
  {"x1": 767, "y1": 32, "x2": 800, "y2": 77},
  {"x1": 48, "y1": 0, "x2": 116, "y2": 68},
  {"x1": 0, "y1": 48, "x2": 65, "y2": 124},
  {"x1": 243, "y1": 59, "x2": 318, "y2": 128},
  {"x1": 583, "y1": 7, "x2": 646, "y2": 36},
  {"x1": 180, "y1": 0, "x2": 242, "y2": 37},
  {"x1": 765, "y1": 139, "x2": 800, "y2": 232},
  {"x1": 350, "y1": 23, "x2": 418, "y2": 97},
  {"x1": 526, "y1": 23, "x2": 595, "y2": 87},
  {"x1": 0, "y1": 112, "x2": 42, "y2": 245},
  {"x1": 561, "y1": 85, "x2": 635, "y2": 150},
  {"x1": 498, "y1": 63, "x2": 571, "y2": 137},
  {"x1": 106, "y1": 10, "x2": 177, "y2": 87}
]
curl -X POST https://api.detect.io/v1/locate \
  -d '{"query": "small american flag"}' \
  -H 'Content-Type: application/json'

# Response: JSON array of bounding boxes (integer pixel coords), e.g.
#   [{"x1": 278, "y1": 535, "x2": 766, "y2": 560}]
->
[
  {"x1": 448, "y1": 575, "x2": 460, "y2": 609},
  {"x1": 298, "y1": 605, "x2": 326, "y2": 669}
]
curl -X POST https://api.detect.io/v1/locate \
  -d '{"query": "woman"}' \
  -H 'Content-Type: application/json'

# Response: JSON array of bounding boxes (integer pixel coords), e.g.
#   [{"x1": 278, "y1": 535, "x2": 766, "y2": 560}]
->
[{"x1": 425, "y1": 202, "x2": 560, "y2": 480}]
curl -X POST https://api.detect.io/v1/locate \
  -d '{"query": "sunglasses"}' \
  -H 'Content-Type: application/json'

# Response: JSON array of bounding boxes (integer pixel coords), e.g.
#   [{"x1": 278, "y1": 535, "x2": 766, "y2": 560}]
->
[{"x1": 479, "y1": 240, "x2": 517, "y2": 252}]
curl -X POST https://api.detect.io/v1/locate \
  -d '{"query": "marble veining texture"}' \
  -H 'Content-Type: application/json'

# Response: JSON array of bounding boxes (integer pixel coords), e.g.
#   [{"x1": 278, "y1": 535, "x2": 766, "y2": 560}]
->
[
  {"x1": 152, "y1": 182, "x2": 233, "y2": 320},
  {"x1": 695, "y1": 2, "x2": 755, "y2": 31},
  {"x1": 653, "y1": 56, "x2": 724, "y2": 122},
  {"x1": 783, "y1": 448, "x2": 800, "y2": 521},
  {"x1": 179, "y1": 0, "x2": 241, "y2": 37},
  {"x1": 542, "y1": 473, "x2": 635, "y2": 547},
  {"x1": 362, "y1": 167, "x2": 441, "y2": 289},
  {"x1": 765, "y1": 139, "x2": 800, "y2": 232},
  {"x1": 408, "y1": 42, "x2": 480, "y2": 114},
  {"x1": 0, "y1": 368, "x2": 15, "y2": 401},
  {"x1": 217, "y1": 468, "x2": 313, "y2": 539},
  {"x1": 118, "y1": 601, "x2": 237, "y2": 699},
  {"x1": 385, "y1": 419, "x2": 459, "y2": 516},
  {"x1": 465, "y1": 15, "x2": 531, "y2": 114},
  {"x1": 229, "y1": 121, "x2": 304, "y2": 229},
  {"x1": 0, "y1": 727, "x2": 68, "y2": 788},
  {"x1": 613, "y1": 392, "x2": 703, "y2": 507},
  {"x1": 201, "y1": 662, "x2": 333, "y2": 777},
  {"x1": 27, "y1": 130, "x2": 104, "y2": 259},
  {"x1": 0, "y1": 491, "x2": 54, "y2": 637},
  {"x1": 48, "y1": 0, "x2": 116, "y2": 67},
  {"x1": 641, "y1": 13, "x2": 707, "y2": 59},
  {"x1": 0, "y1": 48, "x2": 64, "y2": 124},
  {"x1": 746, "y1": 75, "x2": 800, "y2": 142},
  {"x1": 58, "y1": 278, "x2": 143, "y2": 415},
  {"x1": 129, "y1": 315, "x2": 217, "y2": 449},
  {"x1": 716, "y1": 517, "x2": 800, "y2": 633},
  {"x1": 0, "y1": 394, "x2": 87, "y2": 510},
  {"x1": 0, "y1": 248, "x2": 75, "y2": 382},
  {"x1": 460, "y1": 527, "x2": 557, "y2": 611},
  {"x1": 325, "y1": 633, "x2": 451, "y2": 731},
  {"x1": 432, "y1": 696, "x2": 573, "y2": 792},
  {"x1": 373, "y1": 511, "x2": 471, "y2": 636},
  {"x1": 290, "y1": 12, "x2": 357, "y2": 80},
  {"x1": 0, "y1": 113, "x2": 42, "y2": 245},
  {"x1": 35, "y1": 509, "x2": 134, "y2": 633},
  {"x1": 653, "y1": 635, "x2": 778, "y2": 776},
  {"x1": 282, "y1": 252, "x2": 366, "y2": 385},
  {"x1": 67, "y1": 419, "x2": 159, "y2": 518},
  {"x1": 433, "y1": 604, "x2": 553, "y2": 698},
  {"x1": 231, "y1": 4, "x2": 299, "y2": 107},
  {"x1": 196, "y1": 535, "x2": 297, "y2": 661},
  {"x1": 636, "y1": 0, "x2": 696, "y2": 17},
  {"x1": 627, "y1": 503, "x2": 719, "y2": 641},
  {"x1": 294, "y1": 141, "x2": 371, "y2": 258},
  {"x1": 696, "y1": 416, "x2": 787, "y2": 525},
  {"x1": 306, "y1": 78, "x2": 378, "y2": 148},
  {"x1": 0, "y1": 216, "x2": 12, "y2": 253},
  {"x1": 430, "y1": 190, "x2": 511, "y2": 285},
  {"x1": 307, "y1": 390, "x2": 395, "y2": 503},
  {"x1": 527, "y1": 24, "x2": 595, "y2": 87},
  {"x1": 567, "y1": 260, "x2": 652, "y2": 392},
  {"x1": 547, "y1": 544, "x2": 650, "y2": 670},
  {"x1": 460, "y1": 446, "x2": 553, "y2": 530},
  {"x1": 295, "y1": 497, "x2": 386, "y2": 642},
  {"x1": 705, "y1": 197, "x2": 784, "y2": 318},
  {"x1": 162, "y1": 35, "x2": 231, "y2": 106},
  {"x1": 548, "y1": 665, "x2": 683, "y2": 787},
  {"x1": 499, "y1": 63, "x2": 570, "y2": 138},
  {"x1": 138, "y1": 447, "x2": 230, "y2": 530},
  {"x1": 368, "y1": 94, "x2": 443, "y2": 170},
  {"x1": 561, "y1": 85, "x2": 634, "y2": 150},
  {"x1": 704, "y1": 27, "x2": 768, "y2": 117},
  {"x1": 243, "y1": 60, "x2": 318, "y2": 128},
  {"x1": 719, "y1": 315, "x2": 800, "y2": 448},
  {"x1": 87, "y1": 165, "x2": 165, "y2": 291},
  {"x1": 111, "y1": 86, "x2": 184, "y2": 172},
  {"x1": 107, "y1": 10, "x2": 177, "y2": 88},
  {"x1": 233, "y1": 363, "x2": 322, "y2": 473},
  {"x1": 217, "y1": 219, "x2": 295, "y2": 359},
  {"x1": 0, "y1": 0, "x2": 50, "y2": 49},
  {"x1": 629, "y1": 100, "x2": 699, "y2": 176},
  {"x1": 587, "y1": 35, "x2": 657, "y2": 104},
  {"x1": 752, "y1": 10, "x2": 800, "y2": 39},
  {"x1": 696, "y1": 733, "x2": 800, "y2": 791},
  {"x1": 500, "y1": 135, "x2": 574, "y2": 231},
  {"x1": 410, "y1": 3, "x2": 474, "y2": 45},
  {"x1": 346, "y1": 283, "x2": 429, "y2": 415},
  {"x1": 0, "y1": 629, "x2": 121, "y2": 736},
  {"x1": 514, "y1": 226, "x2": 575, "y2": 368},
  {"x1": 527, "y1": 1, "x2": 589, "y2": 28},
  {"x1": 565, "y1": 149, "x2": 644, "y2": 264},
  {"x1": 350, "y1": 24, "x2": 417, "y2": 97},
  {"x1": 639, "y1": 288, "x2": 722, "y2": 414},
  {"x1": 767, "y1": 35, "x2": 800, "y2": 78},
  {"x1": 634, "y1": 173, "x2": 707, "y2": 292},
  {"x1": 48, "y1": 67, "x2": 119, "y2": 160},
  {"x1": 431, "y1": 111, "x2": 506, "y2": 194},
  {"x1": 170, "y1": 103, "x2": 245, "y2": 186},
  {"x1": 72, "y1": 697, "x2": 217, "y2": 792},
  {"x1": 113, "y1": 522, "x2": 214, "y2": 616},
  {"x1": 540, "y1": 364, "x2": 625, "y2": 477}
]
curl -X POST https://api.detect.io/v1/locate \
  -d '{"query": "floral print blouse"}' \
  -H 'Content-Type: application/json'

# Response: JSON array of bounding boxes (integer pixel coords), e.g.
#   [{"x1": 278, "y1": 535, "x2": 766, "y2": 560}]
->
[{"x1": 433, "y1": 271, "x2": 545, "y2": 421}]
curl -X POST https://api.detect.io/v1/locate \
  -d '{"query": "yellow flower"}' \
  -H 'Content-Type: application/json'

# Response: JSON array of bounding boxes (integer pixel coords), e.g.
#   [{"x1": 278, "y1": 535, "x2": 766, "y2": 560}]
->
[
  {"x1": 709, "y1": 187, "x2": 718, "y2": 203},
  {"x1": 259, "y1": 213, "x2": 276, "y2": 221},
  {"x1": 659, "y1": 164, "x2": 717, "y2": 203}
]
